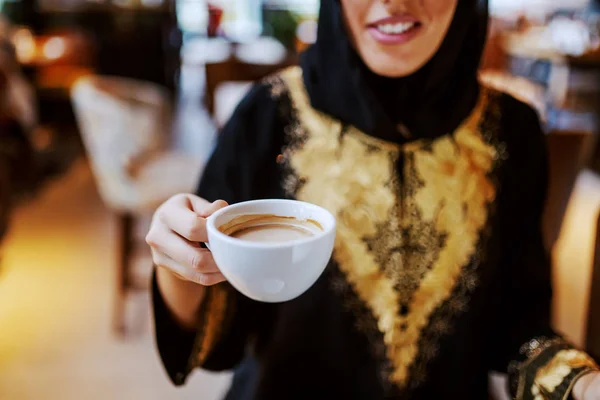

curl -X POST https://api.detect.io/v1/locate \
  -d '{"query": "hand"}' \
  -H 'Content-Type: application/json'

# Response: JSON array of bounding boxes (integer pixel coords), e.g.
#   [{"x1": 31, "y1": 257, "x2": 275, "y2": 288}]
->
[
  {"x1": 146, "y1": 193, "x2": 229, "y2": 286},
  {"x1": 573, "y1": 372, "x2": 600, "y2": 400}
]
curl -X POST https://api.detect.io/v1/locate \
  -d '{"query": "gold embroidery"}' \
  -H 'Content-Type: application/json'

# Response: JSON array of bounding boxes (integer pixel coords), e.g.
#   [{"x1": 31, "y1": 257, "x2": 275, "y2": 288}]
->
[
  {"x1": 263, "y1": 74, "x2": 288, "y2": 98},
  {"x1": 532, "y1": 350, "x2": 598, "y2": 400},
  {"x1": 279, "y1": 66, "x2": 500, "y2": 387},
  {"x1": 190, "y1": 284, "x2": 230, "y2": 367},
  {"x1": 521, "y1": 337, "x2": 567, "y2": 360}
]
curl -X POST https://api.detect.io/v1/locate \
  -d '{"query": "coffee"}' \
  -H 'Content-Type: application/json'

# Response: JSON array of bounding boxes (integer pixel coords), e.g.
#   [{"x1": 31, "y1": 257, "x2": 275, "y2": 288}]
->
[{"x1": 218, "y1": 214, "x2": 323, "y2": 243}]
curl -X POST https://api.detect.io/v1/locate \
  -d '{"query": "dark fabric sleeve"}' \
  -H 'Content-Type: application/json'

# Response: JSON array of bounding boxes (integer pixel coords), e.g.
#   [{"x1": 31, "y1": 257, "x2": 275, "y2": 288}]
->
[
  {"x1": 152, "y1": 270, "x2": 197, "y2": 385},
  {"x1": 491, "y1": 95, "x2": 598, "y2": 399},
  {"x1": 195, "y1": 83, "x2": 288, "y2": 205},
  {"x1": 152, "y1": 82, "x2": 286, "y2": 385}
]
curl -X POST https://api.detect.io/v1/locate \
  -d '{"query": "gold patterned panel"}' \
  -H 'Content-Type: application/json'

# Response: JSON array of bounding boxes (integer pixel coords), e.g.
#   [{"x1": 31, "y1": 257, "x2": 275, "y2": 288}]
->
[
  {"x1": 278, "y1": 66, "x2": 499, "y2": 386},
  {"x1": 532, "y1": 350, "x2": 598, "y2": 399},
  {"x1": 189, "y1": 284, "x2": 230, "y2": 368}
]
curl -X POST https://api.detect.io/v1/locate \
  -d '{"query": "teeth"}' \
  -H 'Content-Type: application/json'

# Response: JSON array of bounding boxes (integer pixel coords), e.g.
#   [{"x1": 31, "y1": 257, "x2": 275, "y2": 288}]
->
[{"x1": 377, "y1": 22, "x2": 415, "y2": 35}]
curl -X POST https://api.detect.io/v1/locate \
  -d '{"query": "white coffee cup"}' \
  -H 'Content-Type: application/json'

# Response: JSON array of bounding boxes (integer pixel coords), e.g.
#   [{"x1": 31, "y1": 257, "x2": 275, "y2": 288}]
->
[{"x1": 206, "y1": 199, "x2": 336, "y2": 303}]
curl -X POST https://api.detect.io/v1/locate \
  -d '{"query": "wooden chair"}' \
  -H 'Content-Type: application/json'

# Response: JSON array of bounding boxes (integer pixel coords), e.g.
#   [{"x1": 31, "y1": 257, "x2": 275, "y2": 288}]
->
[
  {"x1": 204, "y1": 40, "x2": 297, "y2": 125},
  {"x1": 544, "y1": 129, "x2": 598, "y2": 250},
  {"x1": 71, "y1": 76, "x2": 203, "y2": 337},
  {"x1": 587, "y1": 210, "x2": 600, "y2": 361}
]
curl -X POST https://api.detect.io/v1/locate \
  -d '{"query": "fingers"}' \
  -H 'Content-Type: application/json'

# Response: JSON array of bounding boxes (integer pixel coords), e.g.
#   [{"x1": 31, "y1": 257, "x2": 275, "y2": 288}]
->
[
  {"x1": 153, "y1": 252, "x2": 226, "y2": 286},
  {"x1": 195, "y1": 272, "x2": 227, "y2": 286},
  {"x1": 196, "y1": 199, "x2": 229, "y2": 218},
  {"x1": 147, "y1": 229, "x2": 220, "y2": 274},
  {"x1": 157, "y1": 195, "x2": 228, "y2": 242},
  {"x1": 156, "y1": 195, "x2": 208, "y2": 242},
  {"x1": 183, "y1": 194, "x2": 228, "y2": 218},
  {"x1": 147, "y1": 193, "x2": 231, "y2": 286}
]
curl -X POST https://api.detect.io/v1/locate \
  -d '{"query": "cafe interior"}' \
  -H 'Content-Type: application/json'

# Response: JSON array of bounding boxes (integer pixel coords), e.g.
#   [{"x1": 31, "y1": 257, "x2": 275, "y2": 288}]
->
[{"x1": 0, "y1": 0, "x2": 598, "y2": 398}]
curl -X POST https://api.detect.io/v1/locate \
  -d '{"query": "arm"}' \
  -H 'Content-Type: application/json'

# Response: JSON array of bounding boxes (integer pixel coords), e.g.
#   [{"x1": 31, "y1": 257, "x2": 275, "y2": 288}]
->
[
  {"x1": 156, "y1": 263, "x2": 207, "y2": 331},
  {"x1": 491, "y1": 96, "x2": 598, "y2": 399},
  {"x1": 151, "y1": 82, "x2": 286, "y2": 385}
]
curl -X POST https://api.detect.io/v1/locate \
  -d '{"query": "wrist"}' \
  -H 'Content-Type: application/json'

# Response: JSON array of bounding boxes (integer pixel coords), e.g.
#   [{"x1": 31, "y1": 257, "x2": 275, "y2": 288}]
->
[{"x1": 156, "y1": 266, "x2": 206, "y2": 330}]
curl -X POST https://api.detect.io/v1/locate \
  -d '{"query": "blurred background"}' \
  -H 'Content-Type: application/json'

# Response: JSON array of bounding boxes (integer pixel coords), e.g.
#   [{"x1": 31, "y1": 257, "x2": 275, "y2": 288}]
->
[{"x1": 0, "y1": 0, "x2": 598, "y2": 399}]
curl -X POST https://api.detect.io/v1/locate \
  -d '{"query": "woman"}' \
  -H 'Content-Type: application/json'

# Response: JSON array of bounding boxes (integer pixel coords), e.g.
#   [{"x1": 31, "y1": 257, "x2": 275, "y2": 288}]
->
[{"x1": 146, "y1": 1, "x2": 600, "y2": 398}]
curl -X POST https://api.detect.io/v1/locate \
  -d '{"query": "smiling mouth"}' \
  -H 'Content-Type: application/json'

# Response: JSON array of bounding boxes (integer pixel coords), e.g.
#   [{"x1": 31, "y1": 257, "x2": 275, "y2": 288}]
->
[
  {"x1": 374, "y1": 21, "x2": 420, "y2": 35},
  {"x1": 366, "y1": 17, "x2": 423, "y2": 45}
]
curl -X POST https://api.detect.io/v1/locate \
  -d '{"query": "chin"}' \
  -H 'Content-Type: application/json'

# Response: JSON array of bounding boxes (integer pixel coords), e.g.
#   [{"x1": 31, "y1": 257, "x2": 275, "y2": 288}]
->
[
  {"x1": 366, "y1": 63, "x2": 417, "y2": 78},
  {"x1": 360, "y1": 48, "x2": 430, "y2": 78}
]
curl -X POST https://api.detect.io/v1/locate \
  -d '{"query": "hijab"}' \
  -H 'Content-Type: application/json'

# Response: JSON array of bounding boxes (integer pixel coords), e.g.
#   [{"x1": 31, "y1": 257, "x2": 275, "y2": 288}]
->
[{"x1": 300, "y1": 0, "x2": 489, "y2": 144}]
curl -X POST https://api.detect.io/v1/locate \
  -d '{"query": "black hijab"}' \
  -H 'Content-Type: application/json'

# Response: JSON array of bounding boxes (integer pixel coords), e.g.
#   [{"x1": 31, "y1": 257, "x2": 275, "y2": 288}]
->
[{"x1": 301, "y1": 0, "x2": 489, "y2": 144}]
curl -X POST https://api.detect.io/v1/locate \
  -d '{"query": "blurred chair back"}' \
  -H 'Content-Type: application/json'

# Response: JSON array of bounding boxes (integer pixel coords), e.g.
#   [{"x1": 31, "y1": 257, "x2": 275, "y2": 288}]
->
[
  {"x1": 71, "y1": 76, "x2": 170, "y2": 212},
  {"x1": 71, "y1": 75, "x2": 202, "y2": 337}
]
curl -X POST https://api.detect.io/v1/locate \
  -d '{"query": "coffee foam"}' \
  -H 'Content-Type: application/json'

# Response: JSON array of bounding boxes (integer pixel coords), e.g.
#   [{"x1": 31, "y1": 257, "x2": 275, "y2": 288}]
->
[{"x1": 218, "y1": 214, "x2": 323, "y2": 243}]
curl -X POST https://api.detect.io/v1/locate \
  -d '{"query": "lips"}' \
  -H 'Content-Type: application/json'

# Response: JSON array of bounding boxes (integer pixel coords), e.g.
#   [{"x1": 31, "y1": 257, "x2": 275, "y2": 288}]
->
[{"x1": 367, "y1": 15, "x2": 422, "y2": 45}]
